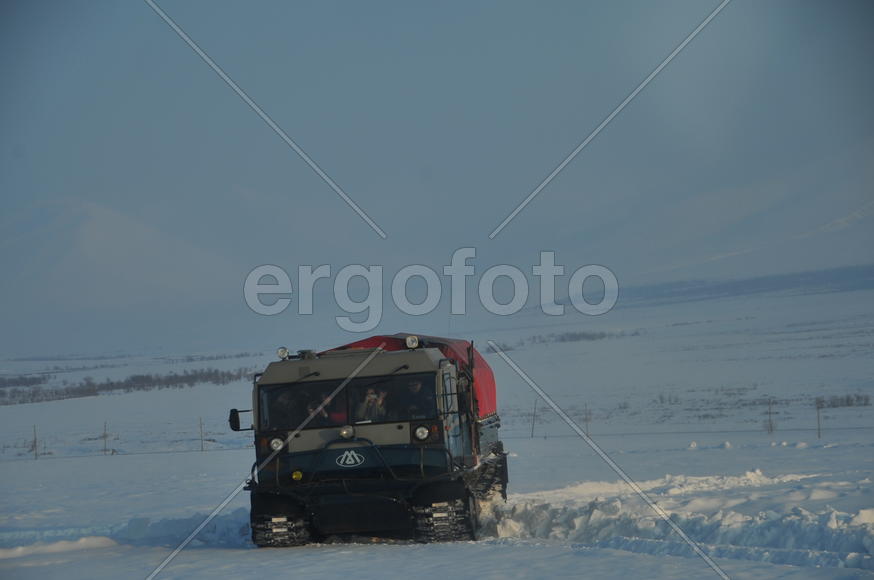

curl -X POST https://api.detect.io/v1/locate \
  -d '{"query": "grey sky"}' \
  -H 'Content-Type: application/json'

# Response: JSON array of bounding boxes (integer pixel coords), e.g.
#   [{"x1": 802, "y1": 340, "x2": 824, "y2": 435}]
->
[{"x1": 1, "y1": 0, "x2": 872, "y2": 355}]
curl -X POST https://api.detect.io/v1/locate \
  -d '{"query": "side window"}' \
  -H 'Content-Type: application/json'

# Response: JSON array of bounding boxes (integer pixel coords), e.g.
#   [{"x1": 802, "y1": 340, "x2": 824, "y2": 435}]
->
[
  {"x1": 441, "y1": 367, "x2": 466, "y2": 463},
  {"x1": 459, "y1": 378, "x2": 475, "y2": 459}
]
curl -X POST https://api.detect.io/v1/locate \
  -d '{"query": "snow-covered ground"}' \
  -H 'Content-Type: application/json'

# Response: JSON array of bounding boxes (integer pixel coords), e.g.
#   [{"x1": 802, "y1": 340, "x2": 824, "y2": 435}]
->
[{"x1": 0, "y1": 288, "x2": 872, "y2": 578}]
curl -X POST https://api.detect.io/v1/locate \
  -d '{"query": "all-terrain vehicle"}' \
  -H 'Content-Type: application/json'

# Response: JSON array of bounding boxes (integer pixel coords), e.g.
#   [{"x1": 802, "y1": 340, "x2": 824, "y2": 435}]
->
[{"x1": 229, "y1": 333, "x2": 508, "y2": 546}]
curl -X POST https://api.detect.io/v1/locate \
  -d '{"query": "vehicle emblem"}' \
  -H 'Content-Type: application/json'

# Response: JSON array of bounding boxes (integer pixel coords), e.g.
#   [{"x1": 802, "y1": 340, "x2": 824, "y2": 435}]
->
[{"x1": 335, "y1": 449, "x2": 365, "y2": 467}]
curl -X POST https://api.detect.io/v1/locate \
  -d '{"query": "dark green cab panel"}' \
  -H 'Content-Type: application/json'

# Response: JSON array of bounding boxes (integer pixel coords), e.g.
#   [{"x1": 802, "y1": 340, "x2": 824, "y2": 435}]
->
[
  {"x1": 257, "y1": 444, "x2": 450, "y2": 487},
  {"x1": 258, "y1": 348, "x2": 444, "y2": 386}
]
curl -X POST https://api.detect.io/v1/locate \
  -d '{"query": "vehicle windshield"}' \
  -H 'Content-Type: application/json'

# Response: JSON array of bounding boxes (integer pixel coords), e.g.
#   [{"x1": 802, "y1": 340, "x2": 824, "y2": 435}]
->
[{"x1": 259, "y1": 372, "x2": 437, "y2": 430}]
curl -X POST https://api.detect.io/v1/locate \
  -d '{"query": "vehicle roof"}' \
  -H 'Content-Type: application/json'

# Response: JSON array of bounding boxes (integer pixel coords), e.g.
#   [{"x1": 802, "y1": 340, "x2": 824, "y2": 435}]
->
[
  {"x1": 258, "y1": 347, "x2": 444, "y2": 385},
  {"x1": 324, "y1": 333, "x2": 498, "y2": 418}
]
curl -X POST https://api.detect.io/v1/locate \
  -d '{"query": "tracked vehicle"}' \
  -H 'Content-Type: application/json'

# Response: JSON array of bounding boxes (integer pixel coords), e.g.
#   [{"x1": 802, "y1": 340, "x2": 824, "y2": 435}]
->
[{"x1": 229, "y1": 333, "x2": 508, "y2": 546}]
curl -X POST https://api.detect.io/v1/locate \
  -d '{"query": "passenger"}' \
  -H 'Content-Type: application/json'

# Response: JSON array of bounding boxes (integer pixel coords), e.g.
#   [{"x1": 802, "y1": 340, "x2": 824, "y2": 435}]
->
[
  {"x1": 355, "y1": 387, "x2": 387, "y2": 422},
  {"x1": 322, "y1": 392, "x2": 348, "y2": 424},
  {"x1": 306, "y1": 398, "x2": 330, "y2": 427}
]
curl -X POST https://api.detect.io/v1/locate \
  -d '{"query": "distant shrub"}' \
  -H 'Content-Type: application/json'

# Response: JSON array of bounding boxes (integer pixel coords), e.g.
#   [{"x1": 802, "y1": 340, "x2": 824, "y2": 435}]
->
[
  {"x1": 0, "y1": 367, "x2": 253, "y2": 406},
  {"x1": 815, "y1": 394, "x2": 871, "y2": 409},
  {"x1": 160, "y1": 352, "x2": 262, "y2": 363},
  {"x1": 0, "y1": 374, "x2": 52, "y2": 388},
  {"x1": 553, "y1": 331, "x2": 611, "y2": 343},
  {"x1": 655, "y1": 393, "x2": 681, "y2": 405}
]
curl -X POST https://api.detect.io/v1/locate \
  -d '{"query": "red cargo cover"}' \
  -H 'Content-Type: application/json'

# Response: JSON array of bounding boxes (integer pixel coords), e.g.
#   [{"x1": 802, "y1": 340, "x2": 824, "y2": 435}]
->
[{"x1": 323, "y1": 333, "x2": 497, "y2": 418}]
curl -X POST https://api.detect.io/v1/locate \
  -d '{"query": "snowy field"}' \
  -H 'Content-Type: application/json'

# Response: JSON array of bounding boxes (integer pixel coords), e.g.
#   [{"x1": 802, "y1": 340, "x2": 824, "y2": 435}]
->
[{"x1": 0, "y1": 288, "x2": 872, "y2": 578}]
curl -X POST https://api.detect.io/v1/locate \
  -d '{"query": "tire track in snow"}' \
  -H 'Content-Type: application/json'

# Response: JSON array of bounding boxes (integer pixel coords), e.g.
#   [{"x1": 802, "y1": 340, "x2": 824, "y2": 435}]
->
[{"x1": 2, "y1": 471, "x2": 871, "y2": 571}]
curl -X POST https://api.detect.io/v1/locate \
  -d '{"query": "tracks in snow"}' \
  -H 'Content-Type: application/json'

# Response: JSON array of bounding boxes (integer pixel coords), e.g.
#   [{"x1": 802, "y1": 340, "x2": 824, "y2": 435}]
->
[{"x1": 2, "y1": 470, "x2": 871, "y2": 571}]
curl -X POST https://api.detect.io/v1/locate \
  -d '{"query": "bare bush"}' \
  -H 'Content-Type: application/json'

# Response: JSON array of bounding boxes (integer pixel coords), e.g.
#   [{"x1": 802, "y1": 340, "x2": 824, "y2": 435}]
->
[
  {"x1": 0, "y1": 374, "x2": 52, "y2": 388},
  {"x1": 815, "y1": 394, "x2": 871, "y2": 409},
  {"x1": 0, "y1": 367, "x2": 254, "y2": 406}
]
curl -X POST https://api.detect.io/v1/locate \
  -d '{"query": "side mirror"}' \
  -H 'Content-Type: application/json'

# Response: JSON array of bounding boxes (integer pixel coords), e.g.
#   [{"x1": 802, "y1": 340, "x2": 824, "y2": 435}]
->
[{"x1": 229, "y1": 409, "x2": 253, "y2": 431}]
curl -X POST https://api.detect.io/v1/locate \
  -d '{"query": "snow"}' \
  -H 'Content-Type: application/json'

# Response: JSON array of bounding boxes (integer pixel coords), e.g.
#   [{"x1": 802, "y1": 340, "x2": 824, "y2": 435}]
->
[
  {"x1": 0, "y1": 289, "x2": 872, "y2": 578},
  {"x1": 0, "y1": 537, "x2": 117, "y2": 560},
  {"x1": 5, "y1": 539, "x2": 859, "y2": 580},
  {"x1": 853, "y1": 510, "x2": 874, "y2": 527}
]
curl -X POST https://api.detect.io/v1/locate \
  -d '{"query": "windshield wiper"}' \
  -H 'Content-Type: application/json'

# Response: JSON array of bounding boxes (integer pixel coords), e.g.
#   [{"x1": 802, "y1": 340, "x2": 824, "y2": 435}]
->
[{"x1": 357, "y1": 364, "x2": 410, "y2": 390}]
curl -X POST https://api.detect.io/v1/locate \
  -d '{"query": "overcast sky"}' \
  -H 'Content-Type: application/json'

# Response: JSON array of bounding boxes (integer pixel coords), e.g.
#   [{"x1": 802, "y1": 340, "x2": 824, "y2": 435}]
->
[{"x1": 1, "y1": 0, "x2": 872, "y2": 355}]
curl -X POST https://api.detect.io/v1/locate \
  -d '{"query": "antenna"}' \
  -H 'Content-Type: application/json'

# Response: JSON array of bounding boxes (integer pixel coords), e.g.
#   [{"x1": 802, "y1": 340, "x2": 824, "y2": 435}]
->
[{"x1": 468, "y1": 340, "x2": 475, "y2": 375}]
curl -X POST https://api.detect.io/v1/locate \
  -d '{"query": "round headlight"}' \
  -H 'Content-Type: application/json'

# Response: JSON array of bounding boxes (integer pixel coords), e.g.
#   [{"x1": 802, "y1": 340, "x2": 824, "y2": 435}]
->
[
  {"x1": 339, "y1": 425, "x2": 355, "y2": 439},
  {"x1": 414, "y1": 425, "x2": 430, "y2": 441},
  {"x1": 277, "y1": 346, "x2": 290, "y2": 360},
  {"x1": 405, "y1": 335, "x2": 420, "y2": 349},
  {"x1": 269, "y1": 437, "x2": 285, "y2": 451}
]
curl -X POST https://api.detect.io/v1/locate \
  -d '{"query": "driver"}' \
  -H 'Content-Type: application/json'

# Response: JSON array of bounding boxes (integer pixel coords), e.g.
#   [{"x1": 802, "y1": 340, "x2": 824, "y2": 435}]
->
[{"x1": 402, "y1": 379, "x2": 434, "y2": 419}]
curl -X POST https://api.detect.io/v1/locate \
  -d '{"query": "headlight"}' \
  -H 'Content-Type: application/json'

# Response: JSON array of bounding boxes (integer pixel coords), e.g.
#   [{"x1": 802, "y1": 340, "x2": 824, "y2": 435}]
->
[
  {"x1": 277, "y1": 346, "x2": 289, "y2": 360},
  {"x1": 269, "y1": 437, "x2": 285, "y2": 451},
  {"x1": 405, "y1": 335, "x2": 419, "y2": 349},
  {"x1": 414, "y1": 425, "x2": 430, "y2": 441},
  {"x1": 339, "y1": 425, "x2": 355, "y2": 439}
]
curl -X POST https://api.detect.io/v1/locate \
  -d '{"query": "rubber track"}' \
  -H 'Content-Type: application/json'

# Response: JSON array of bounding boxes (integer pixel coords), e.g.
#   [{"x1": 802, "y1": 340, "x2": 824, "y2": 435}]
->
[
  {"x1": 468, "y1": 454, "x2": 508, "y2": 500},
  {"x1": 413, "y1": 499, "x2": 475, "y2": 542},
  {"x1": 251, "y1": 514, "x2": 310, "y2": 547}
]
